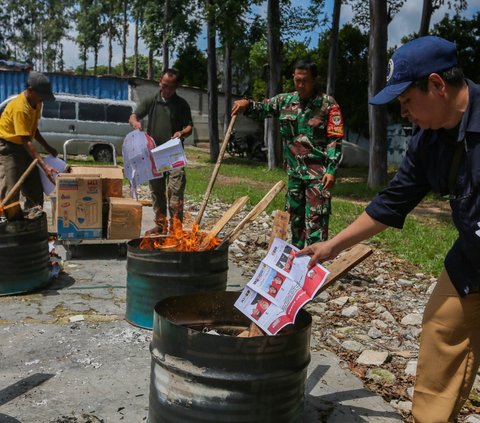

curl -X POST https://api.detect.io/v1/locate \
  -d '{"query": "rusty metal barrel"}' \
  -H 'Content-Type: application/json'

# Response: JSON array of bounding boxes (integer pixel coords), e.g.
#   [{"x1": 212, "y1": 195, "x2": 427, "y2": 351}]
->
[
  {"x1": 0, "y1": 213, "x2": 50, "y2": 295},
  {"x1": 149, "y1": 291, "x2": 312, "y2": 423},
  {"x1": 126, "y1": 239, "x2": 229, "y2": 330}
]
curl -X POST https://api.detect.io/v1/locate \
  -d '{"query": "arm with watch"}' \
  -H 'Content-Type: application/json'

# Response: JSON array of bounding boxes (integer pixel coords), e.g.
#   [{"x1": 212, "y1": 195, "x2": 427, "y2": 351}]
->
[{"x1": 172, "y1": 124, "x2": 193, "y2": 140}]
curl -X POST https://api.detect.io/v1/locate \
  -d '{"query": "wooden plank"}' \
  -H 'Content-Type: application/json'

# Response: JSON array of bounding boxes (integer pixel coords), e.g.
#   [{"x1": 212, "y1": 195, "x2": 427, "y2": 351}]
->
[
  {"x1": 318, "y1": 244, "x2": 373, "y2": 294},
  {"x1": 268, "y1": 210, "x2": 290, "y2": 248},
  {"x1": 226, "y1": 180, "x2": 285, "y2": 244},
  {"x1": 199, "y1": 196, "x2": 249, "y2": 250},
  {"x1": 3, "y1": 201, "x2": 23, "y2": 221}
]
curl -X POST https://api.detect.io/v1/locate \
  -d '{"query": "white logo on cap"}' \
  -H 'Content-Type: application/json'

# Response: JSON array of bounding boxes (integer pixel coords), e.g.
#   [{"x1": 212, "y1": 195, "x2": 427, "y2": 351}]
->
[{"x1": 386, "y1": 59, "x2": 394, "y2": 82}]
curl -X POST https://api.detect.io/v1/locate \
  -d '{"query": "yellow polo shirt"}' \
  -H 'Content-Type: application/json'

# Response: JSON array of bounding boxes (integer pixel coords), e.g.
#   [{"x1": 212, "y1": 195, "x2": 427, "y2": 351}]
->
[{"x1": 0, "y1": 92, "x2": 41, "y2": 145}]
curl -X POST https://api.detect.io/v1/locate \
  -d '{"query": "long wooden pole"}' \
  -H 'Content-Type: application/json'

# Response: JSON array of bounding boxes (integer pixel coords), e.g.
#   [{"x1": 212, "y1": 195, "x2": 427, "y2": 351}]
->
[{"x1": 195, "y1": 114, "x2": 237, "y2": 225}]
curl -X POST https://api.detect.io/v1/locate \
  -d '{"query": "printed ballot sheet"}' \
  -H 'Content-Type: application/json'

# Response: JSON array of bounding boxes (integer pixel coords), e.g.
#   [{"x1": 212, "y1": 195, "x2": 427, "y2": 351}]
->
[
  {"x1": 150, "y1": 138, "x2": 187, "y2": 172},
  {"x1": 38, "y1": 155, "x2": 69, "y2": 195},
  {"x1": 235, "y1": 238, "x2": 330, "y2": 335},
  {"x1": 122, "y1": 130, "x2": 163, "y2": 197},
  {"x1": 123, "y1": 129, "x2": 163, "y2": 184}
]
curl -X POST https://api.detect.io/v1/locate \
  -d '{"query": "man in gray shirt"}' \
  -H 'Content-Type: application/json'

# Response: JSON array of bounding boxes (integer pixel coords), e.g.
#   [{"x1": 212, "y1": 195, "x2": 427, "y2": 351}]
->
[{"x1": 129, "y1": 69, "x2": 193, "y2": 233}]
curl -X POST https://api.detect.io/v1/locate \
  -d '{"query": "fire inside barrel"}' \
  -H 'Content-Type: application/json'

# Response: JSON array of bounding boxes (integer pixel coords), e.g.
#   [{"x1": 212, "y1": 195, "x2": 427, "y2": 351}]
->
[{"x1": 138, "y1": 217, "x2": 221, "y2": 252}]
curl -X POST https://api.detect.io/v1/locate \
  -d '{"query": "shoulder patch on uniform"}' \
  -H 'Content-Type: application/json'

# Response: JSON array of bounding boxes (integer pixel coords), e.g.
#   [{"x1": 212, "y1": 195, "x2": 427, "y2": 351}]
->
[{"x1": 327, "y1": 105, "x2": 344, "y2": 138}]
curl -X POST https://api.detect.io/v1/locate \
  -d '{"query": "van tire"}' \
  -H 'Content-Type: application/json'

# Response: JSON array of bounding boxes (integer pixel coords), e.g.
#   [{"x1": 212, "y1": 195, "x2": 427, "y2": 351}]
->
[{"x1": 92, "y1": 145, "x2": 113, "y2": 163}]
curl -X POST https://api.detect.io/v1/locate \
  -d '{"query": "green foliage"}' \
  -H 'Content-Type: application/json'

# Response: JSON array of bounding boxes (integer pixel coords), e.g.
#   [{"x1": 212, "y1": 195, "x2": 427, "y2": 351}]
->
[
  {"x1": 317, "y1": 23, "x2": 369, "y2": 136},
  {"x1": 431, "y1": 12, "x2": 480, "y2": 82},
  {"x1": 173, "y1": 44, "x2": 207, "y2": 89},
  {"x1": 75, "y1": 54, "x2": 162, "y2": 79},
  {"x1": 0, "y1": 0, "x2": 73, "y2": 68}
]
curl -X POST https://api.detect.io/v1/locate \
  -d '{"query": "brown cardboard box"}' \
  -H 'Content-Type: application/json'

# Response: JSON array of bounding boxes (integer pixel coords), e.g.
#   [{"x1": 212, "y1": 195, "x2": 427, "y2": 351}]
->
[
  {"x1": 107, "y1": 197, "x2": 143, "y2": 240},
  {"x1": 56, "y1": 174, "x2": 103, "y2": 240},
  {"x1": 70, "y1": 165, "x2": 123, "y2": 199}
]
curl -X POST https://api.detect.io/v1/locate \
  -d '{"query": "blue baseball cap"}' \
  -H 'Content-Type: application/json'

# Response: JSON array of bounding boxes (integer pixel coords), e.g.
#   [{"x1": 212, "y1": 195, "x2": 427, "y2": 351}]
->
[{"x1": 369, "y1": 36, "x2": 458, "y2": 105}]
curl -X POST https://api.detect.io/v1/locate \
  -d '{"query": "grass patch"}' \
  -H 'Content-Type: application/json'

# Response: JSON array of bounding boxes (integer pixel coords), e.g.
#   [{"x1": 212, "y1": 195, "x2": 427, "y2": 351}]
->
[{"x1": 186, "y1": 146, "x2": 457, "y2": 275}]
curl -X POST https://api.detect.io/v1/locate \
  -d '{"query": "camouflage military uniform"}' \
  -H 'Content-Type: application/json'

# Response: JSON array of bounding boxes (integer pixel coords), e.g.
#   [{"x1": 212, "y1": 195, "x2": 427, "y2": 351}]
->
[{"x1": 246, "y1": 92, "x2": 344, "y2": 248}]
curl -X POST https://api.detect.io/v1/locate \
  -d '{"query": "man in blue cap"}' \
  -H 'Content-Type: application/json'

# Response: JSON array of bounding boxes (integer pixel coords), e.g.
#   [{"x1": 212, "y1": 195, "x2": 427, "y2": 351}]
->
[{"x1": 298, "y1": 36, "x2": 480, "y2": 422}]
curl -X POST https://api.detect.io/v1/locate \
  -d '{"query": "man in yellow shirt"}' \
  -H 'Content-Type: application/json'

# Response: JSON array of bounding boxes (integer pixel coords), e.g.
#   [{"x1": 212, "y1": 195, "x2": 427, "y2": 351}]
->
[{"x1": 0, "y1": 72, "x2": 58, "y2": 208}]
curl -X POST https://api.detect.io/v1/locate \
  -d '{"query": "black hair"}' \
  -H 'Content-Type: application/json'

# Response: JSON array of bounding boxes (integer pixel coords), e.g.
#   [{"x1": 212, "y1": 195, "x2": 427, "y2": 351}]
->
[
  {"x1": 162, "y1": 68, "x2": 182, "y2": 84},
  {"x1": 293, "y1": 59, "x2": 318, "y2": 79},
  {"x1": 411, "y1": 67, "x2": 465, "y2": 91}
]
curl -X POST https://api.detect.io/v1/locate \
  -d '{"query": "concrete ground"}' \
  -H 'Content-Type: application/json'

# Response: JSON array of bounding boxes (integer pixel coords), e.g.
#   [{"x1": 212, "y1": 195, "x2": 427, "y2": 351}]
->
[{"x1": 0, "y1": 204, "x2": 402, "y2": 423}]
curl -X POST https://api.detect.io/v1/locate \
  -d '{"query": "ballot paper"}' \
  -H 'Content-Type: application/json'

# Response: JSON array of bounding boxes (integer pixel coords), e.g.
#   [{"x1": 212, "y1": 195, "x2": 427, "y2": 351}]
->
[
  {"x1": 150, "y1": 138, "x2": 187, "y2": 172},
  {"x1": 38, "y1": 155, "x2": 69, "y2": 195},
  {"x1": 122, "y1": 130, "x2": 163, "y2": 198},
  {"x1": 234, "y1": 238, "x2": 330, "y2": 335}
]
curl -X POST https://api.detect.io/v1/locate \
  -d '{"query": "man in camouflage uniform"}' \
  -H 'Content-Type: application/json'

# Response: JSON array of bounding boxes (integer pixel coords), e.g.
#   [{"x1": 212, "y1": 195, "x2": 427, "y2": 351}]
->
[{"x1": 232, "y1": 59, "x2": 344, "y2": 248}]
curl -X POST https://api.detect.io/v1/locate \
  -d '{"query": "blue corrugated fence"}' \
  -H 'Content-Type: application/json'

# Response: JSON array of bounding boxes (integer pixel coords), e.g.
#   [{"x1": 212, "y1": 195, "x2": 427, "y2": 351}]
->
[{"x1": 0, "y1": 71, "x2": 129, "y2": 102}]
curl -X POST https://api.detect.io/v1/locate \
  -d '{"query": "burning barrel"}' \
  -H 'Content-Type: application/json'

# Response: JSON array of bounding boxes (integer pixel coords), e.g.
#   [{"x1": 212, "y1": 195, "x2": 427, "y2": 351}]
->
[
  {"x1": 126, "y1": 237, "x2": 229, "y2": 329},
  {"x1": 149, "y1": 291, "x2": 312, "y2": 423},
  {"x1": 0, "y1": 212, "x2": 50, "y2": 295}
]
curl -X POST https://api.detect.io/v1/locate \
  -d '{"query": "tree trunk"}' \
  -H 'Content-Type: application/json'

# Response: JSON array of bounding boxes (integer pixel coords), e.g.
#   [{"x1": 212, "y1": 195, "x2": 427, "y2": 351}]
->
[
  {"x1": 163, "y1": 0, "x2": 170, "y2": 71},
  {"x1": 94, "y1": 47, "x2": 99, "y2": 76},
  {"x1": 148, "y1": 48, "x2": 154, "y2": 80},
  {"x1": 122, "y1": 0, "x2": 128, "y2": 76},
  {"x1": 223, "y1": 42, "x2": 232, "y2": 134},
  {"x1": 327, "y1": 0, "x2": 342, "y2": 96},
  {"x1": 419, "y1": 0, "x2": 433, "y2": 36},
  {"x1": 207, "y1": 0, "x2": 219, "y2": 161},
  {"x1": 134, "y1": 16, "x2": 139, "y2": 77},
  {"x1": 368, "y1": 0, "x2": 388, "y2": 189},
  {"x1": 267, "y1": 0, "x2": 282, "y2": 170},
  {"x1": 82, "y1": 46, "x2": 87, "y2": 75},
  {"x1": 108, "y1": 23, "x2": 113, "y2": 74}
]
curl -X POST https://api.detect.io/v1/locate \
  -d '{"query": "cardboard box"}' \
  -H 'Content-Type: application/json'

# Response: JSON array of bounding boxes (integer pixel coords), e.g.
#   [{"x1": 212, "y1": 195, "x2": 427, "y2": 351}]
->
[
  {"x1": 49, "y1": 195, "x2": 57, "y2": 233},
  {"x1": 70, "y1": 165, "x2": 124, "y2": 199},
  {"x1": 56, "y1": 174, "x2": 103, "y2": 240},
  {"x1": 107, "y1": 197, "x2": 143, "y2": 240}
]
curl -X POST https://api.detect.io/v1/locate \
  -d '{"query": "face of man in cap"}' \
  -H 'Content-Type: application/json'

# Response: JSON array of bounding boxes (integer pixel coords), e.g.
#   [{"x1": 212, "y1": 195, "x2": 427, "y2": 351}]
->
[
  {"x1": 26, "y1": 72, "x2": 55, "y2": 106},
  {"x1": 397, "y1": 73, "x2": 450, "y2": 130}
]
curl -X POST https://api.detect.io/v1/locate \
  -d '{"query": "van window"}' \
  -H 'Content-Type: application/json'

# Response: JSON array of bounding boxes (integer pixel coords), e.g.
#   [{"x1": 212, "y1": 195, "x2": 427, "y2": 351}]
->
[
  {"x1": 42, "y1": 101, "x2": 76, "y2": 120},
  {"x1": 79, "y1": 103, "x2": 106, "y2": 121},
  {"x1": 106, "y1": 104, "x2": 132, "y2": 123},
  {"x1": 59, "y1": 102, "x2": 76, "y2": 119},
  {"x1": 42, "y1": 102, "x2": 59, "y2": 118}
]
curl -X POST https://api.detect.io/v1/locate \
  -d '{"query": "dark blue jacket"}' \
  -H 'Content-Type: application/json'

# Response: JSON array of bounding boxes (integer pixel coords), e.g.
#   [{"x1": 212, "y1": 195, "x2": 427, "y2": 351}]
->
[{"x1": 366, "y1": 79, "x2": 480, "y2": 296}]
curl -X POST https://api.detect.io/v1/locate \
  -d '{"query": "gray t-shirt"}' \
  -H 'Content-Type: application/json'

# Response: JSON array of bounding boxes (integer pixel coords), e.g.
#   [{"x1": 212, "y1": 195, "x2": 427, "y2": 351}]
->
[{"x1": 134, "y1": 92, "x2": 193, "y2": 146}]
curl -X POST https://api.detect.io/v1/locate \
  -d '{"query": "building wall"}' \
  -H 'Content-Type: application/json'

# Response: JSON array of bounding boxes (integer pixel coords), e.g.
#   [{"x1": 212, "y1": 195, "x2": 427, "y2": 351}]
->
[{"x1": 128, "y1": 77, "x2": 261, "y2": 144}]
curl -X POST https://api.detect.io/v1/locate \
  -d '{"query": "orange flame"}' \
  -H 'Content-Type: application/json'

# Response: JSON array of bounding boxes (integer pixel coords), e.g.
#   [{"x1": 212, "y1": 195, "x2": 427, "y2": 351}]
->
[{"x1": 139, "y1": 216, "x2": 221, "y2": 252}]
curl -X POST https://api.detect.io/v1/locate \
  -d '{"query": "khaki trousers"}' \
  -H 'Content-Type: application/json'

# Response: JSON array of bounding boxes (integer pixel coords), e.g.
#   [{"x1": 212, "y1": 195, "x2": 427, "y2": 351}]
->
[
  {"x1": 413, "y1": 270, "x2": 480, "y2": 422},
  {"x1": 149, "y1": 168, "x2": 186, "y2": 231}
]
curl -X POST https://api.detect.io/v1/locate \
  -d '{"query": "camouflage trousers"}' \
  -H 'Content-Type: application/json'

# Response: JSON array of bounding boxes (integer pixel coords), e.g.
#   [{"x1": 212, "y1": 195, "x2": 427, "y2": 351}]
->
[
  {"x1": 286, "y1": 175, "x2": 331, "y2": 249},
  {"x1": 149, "y1": 168, "x2": 186, "y2": 233}
]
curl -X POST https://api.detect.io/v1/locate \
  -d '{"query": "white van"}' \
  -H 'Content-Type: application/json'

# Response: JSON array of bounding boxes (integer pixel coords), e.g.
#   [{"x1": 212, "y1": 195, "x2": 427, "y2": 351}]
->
[{"x1": 0, "y1": 94, "x2": 136, "y2": 162}]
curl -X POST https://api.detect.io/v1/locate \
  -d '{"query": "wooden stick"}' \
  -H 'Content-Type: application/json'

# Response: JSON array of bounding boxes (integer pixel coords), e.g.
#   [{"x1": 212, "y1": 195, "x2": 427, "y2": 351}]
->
[
  {"x1": 1, "y1": 158, "x2": 39, "y2": 207},
  {"x1": 195, "y1": 114, "x2": 237, "y2": 226},
  {"x1": 225, "y1": 180, "x2": 285, "y2": 244},
  {"x1": 199, "y1": 196, "x2": 249, "y2": 250}
]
